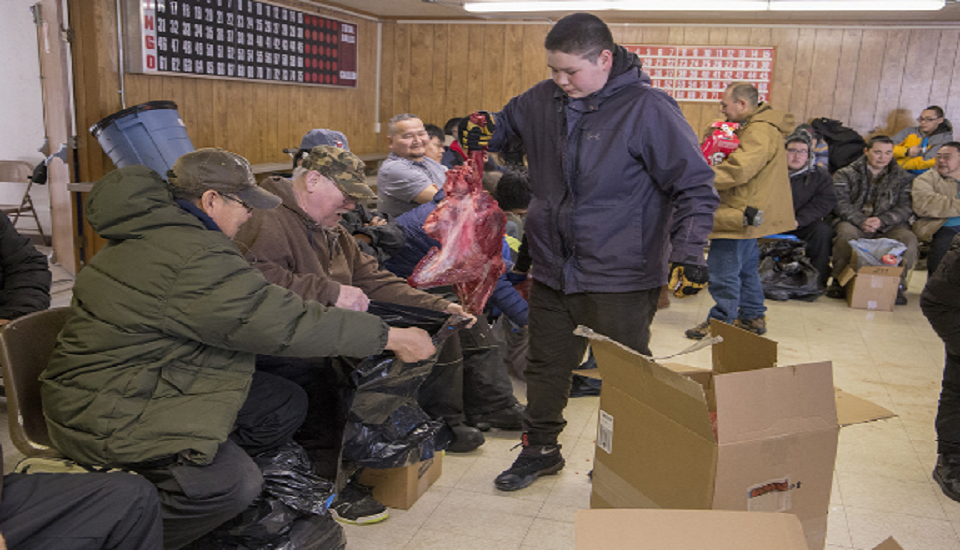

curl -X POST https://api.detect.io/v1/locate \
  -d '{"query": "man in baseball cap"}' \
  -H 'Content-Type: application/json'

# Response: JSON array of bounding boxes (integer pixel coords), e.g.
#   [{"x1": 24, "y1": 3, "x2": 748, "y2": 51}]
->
[{"x1": 235, "y1": 144, "x2": 483, "y2": 525}]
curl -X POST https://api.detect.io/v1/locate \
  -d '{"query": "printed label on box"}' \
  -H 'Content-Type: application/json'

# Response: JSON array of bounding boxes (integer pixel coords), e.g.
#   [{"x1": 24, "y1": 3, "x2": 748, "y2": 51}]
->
[
  {"x1": 598, "y1": 410, "x2": 614, "y2": 454},
  {"x1": 870, "y1": 275, "x2": 884, "y2": 289},
  {"x1": 867, "y1": 300, "x2": 878, "y2": 310},
  {"x1": 747, "y1": 476, "x2": 793, "y2": 513}
]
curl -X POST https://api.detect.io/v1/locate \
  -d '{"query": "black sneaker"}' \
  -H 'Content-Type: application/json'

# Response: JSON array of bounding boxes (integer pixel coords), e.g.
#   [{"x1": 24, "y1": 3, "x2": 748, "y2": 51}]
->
[
  {"x1": 494, "y1": 438, "x2": 564, "y2": 491},
  {"x1": 466, "y1": 403, "x2": 525, "y2": 431},
  {"x1": 825, "y1": 282, "x2": 846, "y2": 299},
  {"x1": 896, "y1": 290, "x2": 908, "y2": 306},
  {"x1": 330, "y1": 478, "x2": 389, "y2": 525},
  {"x1": 447, "y1": 423, "x2": 485, "y2": 453},
  {"x1": 934, "y1": 454, "x2": 960, "y2": 503},
  {"x1": 685, "y1": 320, "x2": 711, "y2": 340}
]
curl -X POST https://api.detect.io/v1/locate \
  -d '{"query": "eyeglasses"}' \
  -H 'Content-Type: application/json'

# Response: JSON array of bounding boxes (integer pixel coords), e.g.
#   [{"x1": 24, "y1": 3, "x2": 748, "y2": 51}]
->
[
  {"x1": 220, "y1": 193, "x2": 253, "y2": 213},
  {"x1": 786, "y1": 148, "x2": 809, "y2": 155},
  {"x1": 918, "y1": 116, "x2": 941, "y2": 123}
]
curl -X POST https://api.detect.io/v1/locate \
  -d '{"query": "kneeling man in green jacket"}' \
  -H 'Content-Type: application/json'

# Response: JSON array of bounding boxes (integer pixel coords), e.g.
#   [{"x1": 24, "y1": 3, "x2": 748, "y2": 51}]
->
[{"x1": 39, "y1": 148, "x2": 435, "y2": 549}]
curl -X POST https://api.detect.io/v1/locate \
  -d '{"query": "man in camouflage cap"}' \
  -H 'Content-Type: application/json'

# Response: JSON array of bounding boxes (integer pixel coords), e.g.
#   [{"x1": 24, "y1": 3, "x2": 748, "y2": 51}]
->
[{"x1": 235, "y1": 144, "x2": 485, "y2": 525}]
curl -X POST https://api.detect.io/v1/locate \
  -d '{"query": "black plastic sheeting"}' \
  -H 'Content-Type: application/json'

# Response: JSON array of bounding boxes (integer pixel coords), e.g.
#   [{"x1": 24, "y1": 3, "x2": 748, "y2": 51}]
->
[
  {"x1": 340, "y1": 301, "x2": 467, "y2": 469},
  {"x1": 759, "y1": 239, "x2": 823, "y2": 301}
]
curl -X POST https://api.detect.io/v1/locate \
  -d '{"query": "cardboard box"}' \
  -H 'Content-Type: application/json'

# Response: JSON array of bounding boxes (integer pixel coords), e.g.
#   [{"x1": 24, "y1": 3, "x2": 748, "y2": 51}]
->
[
  {"x1": 587, "y1": 320, "x2": 839, "y2": 550},
  {"x1": 575, "y1": 509, "x2": 902, "y2": 550},
  {"x1": 358, "y1": 454, "x2": 442, "y2": 510},
  {"x1": 838, "y1": 256, "x2": 903, "y2": 312}
]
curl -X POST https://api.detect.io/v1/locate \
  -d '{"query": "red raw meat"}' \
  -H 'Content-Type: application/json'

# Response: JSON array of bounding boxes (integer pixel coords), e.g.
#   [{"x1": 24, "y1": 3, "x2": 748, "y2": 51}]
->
[{"x1": 409, "y1": 156, "x2": 507, "y2": 315}]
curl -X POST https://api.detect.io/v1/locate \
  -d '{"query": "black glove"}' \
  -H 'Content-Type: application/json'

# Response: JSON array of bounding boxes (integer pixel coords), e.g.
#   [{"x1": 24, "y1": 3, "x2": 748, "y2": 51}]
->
[
  {"x1": 458, "y1": 111, "x2": 496, "y2": 151},
  {"x1": 668, "y1": 262, "x2": 708, "y2": 298}
]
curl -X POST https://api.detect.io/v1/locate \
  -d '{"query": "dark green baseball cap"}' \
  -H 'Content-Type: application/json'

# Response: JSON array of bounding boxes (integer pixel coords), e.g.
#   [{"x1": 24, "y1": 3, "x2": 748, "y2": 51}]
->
[
  {"x1": 168, "y1": 148, "x2": 281, "y2": 209},
  {"x1": 300, "y1": 145, "x2": 376, "y2": 200}
]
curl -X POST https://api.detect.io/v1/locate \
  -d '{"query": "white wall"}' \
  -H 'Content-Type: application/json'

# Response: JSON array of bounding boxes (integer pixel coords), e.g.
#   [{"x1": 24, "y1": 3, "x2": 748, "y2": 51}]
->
[{"x1": 0, "y1": 0, "x2": 46, "y2": 165}]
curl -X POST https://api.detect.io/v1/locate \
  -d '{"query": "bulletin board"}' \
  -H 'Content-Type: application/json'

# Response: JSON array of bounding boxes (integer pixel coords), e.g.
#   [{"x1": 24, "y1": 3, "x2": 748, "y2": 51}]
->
[
  {"x1": 624, "y1": 45, "x2": 775, "y2": 103},
  {"x1": 125, "y1": 0, "x2": 358, "y2": 88}
]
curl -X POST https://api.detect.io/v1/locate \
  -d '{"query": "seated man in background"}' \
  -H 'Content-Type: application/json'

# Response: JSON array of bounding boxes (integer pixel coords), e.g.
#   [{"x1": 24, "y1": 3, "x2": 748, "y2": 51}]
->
[
  {"x1": 377, "y1": 113, "x2": 445, "y2": 217},
  {"x1": 893, "y1": 106, "x2": 953, "y2": 173},
  {"x1": 235, "y1": 145, "x2": 486, "y2": 522},
  {"x1": 424, "y1": 123, "x2": 446, "y2": 164},
  {"x1": 0, "y1": 441, "x2": 163, "y2": 550},
  {"x1": 0, "y1": 210, "x2": 51, "y2": 325},
  {"x1": 826, "y1": 136, "x2": 917, "y2": 304},
  {"x1": 784, "y1": 133, "x2": 837, "y2": 289},
  {"x1": 912, "y1": 141, "x2": 960, "y2": 275},
  {"x1": 40, "y1": 149, "x2": 434, "y2": 548}
]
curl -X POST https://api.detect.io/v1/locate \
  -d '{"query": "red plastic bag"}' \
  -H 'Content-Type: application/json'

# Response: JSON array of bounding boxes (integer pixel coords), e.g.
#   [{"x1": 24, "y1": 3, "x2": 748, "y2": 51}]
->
[
  {"x1": 701, "y1": 121, "x2": 741, "y2": 166},
  {"x1": 409, "y1": 157, "x2": 507, "y2": 314}
]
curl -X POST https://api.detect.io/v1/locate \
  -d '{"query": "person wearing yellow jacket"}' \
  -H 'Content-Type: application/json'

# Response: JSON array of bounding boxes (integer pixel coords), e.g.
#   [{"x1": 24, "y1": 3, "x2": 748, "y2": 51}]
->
[
  {"x1": 893, "y1": 106, "x2": 954, "y2": 173},
  {"x1": 686, "y1": 83, "x2": 795, "y2": 340}
]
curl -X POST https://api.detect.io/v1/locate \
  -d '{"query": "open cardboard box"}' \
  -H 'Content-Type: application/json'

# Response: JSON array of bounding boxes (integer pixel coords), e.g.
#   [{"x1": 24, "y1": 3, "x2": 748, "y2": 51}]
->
[
  {"x1": 358, "y1": 453, "x2": 442, "y2": 510},
  {"x1": 575, "y1": 509, "x2": 903, "y2": 550},
  {"x1": 587, "y1": 320, "x2": 839, "y2": 550},
  {"x1": 837, "y1": 255, "x2": 903, "y2": 312}
]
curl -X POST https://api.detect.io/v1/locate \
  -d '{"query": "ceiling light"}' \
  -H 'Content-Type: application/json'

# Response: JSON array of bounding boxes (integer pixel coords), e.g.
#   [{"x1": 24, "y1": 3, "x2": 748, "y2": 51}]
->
[
  {"x1": 462, "y1": 0, "x2": 946, "y2": 12},
  {"x1": 770, "y1": 1, "x2": 944, "y2": 9}
]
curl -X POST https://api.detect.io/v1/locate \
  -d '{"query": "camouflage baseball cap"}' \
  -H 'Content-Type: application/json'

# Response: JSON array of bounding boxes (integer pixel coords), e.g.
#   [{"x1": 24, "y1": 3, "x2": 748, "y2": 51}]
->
[
  {"x1": 300, "y1": 145, "x2": 376, "y2": 200},
  {"x1": 168, "y1": 148, "x2": 280, "y2": 209}
]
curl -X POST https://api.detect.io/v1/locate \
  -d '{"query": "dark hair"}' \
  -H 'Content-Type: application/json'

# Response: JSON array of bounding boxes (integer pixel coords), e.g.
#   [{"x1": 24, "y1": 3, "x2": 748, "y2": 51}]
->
[
  {"x1": 785, "y1": 136, "x2": 810, "y2": 150},
  {"x1": 424, "y1": 124, "x2": 445, "y2": 143},
  {"x1": 940, "y1": 141, "x2": 960, "y2": 154},
  {"x1": 866, "y1": 135, "x2": 894, "y2": 149},
  {"x1": 726, "y1": 82, "x2": 759, "y2": 107},
  {"x1": 494, "y1": 168, "x2": 531, "y2": 211},
  {"x1": 544, "y1": 13, "x2": 614, "y2": 61},
  {"x1": 925, "y1": 105, "x2": 945, "y2": 118},
  {"x1": 444, "y1": 117, "x2": 462, "y2": 137}
]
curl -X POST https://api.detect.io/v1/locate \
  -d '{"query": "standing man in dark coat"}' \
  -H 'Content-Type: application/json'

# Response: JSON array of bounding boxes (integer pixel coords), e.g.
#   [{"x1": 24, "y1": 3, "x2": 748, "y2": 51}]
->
[{"x1": 459, "y1": 13, "x2": 719, "y2": 492}]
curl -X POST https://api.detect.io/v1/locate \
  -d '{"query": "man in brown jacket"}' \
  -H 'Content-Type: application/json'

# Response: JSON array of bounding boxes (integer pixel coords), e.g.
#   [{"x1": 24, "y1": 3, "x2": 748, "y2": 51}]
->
[
  {"x1": 235, "y1": 145, "x2": 485, "y2": 525},
  {"x1": 686, "y1": 83, "x2": 795, "y2": 339},
  {"x1": 912, "y1": 141, "x2": 960, "y2": 275}
]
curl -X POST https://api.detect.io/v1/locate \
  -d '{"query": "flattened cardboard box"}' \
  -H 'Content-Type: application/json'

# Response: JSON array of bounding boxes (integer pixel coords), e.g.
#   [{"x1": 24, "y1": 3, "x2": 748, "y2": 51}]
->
[
  {"x1": 575, "y1": 509, "x2": 902, "y2": 550},
  {"x1": 588, "y1": 320, "x2": 838, "y2": 550},
  {"x1": 838, "y1": 256, "x2": 903, "y2": 312},
  {"x1": 358, "y1": 454, "x2": 442, "y2": 510}
]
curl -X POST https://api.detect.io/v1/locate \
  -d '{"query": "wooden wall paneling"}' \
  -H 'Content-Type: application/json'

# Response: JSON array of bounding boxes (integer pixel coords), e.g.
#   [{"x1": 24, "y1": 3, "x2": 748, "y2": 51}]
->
[
  {"x1": 938, "y1": 30, "x2": 960, "y2": 122},
  {"x1": 408, "y1": 24, "x2": 435, "y2": 125},
  {"x1": 431, "y1": 25, "x2": 450, "y2": 127},
  {"x1": 520, "y1": 24, "x2": 548, "y2": 91},
  {"x1": 465, "y1": 26, "x2": 486, "y2": 112},
  {"x1": 831, "y1": 29, "x2": 863, "y2": 125},
  {"x1": 897, "y1": 28, "x2": 938, "y2": 129},
  {"x1": 378, "y1": 22, "x2": 396, "y2": 147},
  {"x1": 872, "y1": 30, "x2": 910, "y2": 134},
  {"x1": 708, "y1": 27, "x2": 729, "y2": 45},
  {"x1": 482, "y1": 26, "x2": 507, "y2": 112},
  {"x1": 212, "y1": 78, "x2": 229, "y2": 150},
  {"x1": 642, "y1": 27, "x2": 670, "y2": 45},
  {"x1": 768, "y1": 27, "x2": 799, "y2": 113},
  {"x1": 502, "y1": 25, "x2": 525, "y2": 107},
  {"x1": 749, "y1": 27, "x2": 772, "y2": 46},
  {"x1": 804, "y1": 29, "x2": 844, "y2": 124},
  {"x1": 444, "y1": 25, "x2": 471, "y2": 122},
  {"x1": 848, "y1": 30, "x2": 887, "y2": 134},
  {"x1": 393, "y1": 23, "x2": 412, "y2": 122},
  {"x1": 667, "y1": 26, "x2": 685, "y2": 45},
  {"x1": 725, "y1": 27, "x2": 751, "y2": 46},
  {"x1": 788, "y1": 28, "x2": 817, "y2": 122}
]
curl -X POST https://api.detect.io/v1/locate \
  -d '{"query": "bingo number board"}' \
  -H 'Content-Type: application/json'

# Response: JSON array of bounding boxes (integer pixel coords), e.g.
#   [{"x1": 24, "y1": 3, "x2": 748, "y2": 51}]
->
[
  {"x1": 623, "y1": 45, "x2": 775, "y2": 103},
  {"x1": 128, "y1": 0, "x2": 358, "y2": 87}
]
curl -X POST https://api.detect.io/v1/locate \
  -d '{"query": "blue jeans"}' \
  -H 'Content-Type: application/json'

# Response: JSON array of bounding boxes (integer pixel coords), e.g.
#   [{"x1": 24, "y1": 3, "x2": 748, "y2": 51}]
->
[{"x1": 706, "y1": 238, "x2": 766, "y2": 322}]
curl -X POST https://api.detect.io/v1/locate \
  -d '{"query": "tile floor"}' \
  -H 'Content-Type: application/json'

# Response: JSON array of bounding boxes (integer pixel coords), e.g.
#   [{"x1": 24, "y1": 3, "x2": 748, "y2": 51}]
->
[{"x1": 2, "y1": 265, "x2": 958, "y2": 549}]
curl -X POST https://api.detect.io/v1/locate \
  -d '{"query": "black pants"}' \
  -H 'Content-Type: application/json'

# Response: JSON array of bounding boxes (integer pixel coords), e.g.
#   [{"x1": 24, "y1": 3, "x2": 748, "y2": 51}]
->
[
  {"x1": 922, "y1": 298, "x2": 960, "y2": 456},
  {"x1": 523, "y1": 282, "x2": 659, "y2": 445},
  {"x1": 789, "y1": 220, "x2": 833, "y2": 288},
  {"x1": 132, "y1": 371, "x2": 308, "y2": 549},
  {"x1": 929, "y1": 225, "x2": 960, "y2": 276},
  {"x1": 0, "y1": 470, "x2": 163, "y2": 550},
  {"x1": 446, "y1": 320, "x2": 518, "y2": 415}
]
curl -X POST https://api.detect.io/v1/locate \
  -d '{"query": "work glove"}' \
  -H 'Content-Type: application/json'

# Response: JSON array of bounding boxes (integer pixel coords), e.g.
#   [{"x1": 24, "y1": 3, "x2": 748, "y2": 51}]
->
[
  {"x1": 458, "y1": 111, "x2": 496, "y2": 151},
  {"x1": 668, "y1": 262, "x2": 708, "y2": 298}
]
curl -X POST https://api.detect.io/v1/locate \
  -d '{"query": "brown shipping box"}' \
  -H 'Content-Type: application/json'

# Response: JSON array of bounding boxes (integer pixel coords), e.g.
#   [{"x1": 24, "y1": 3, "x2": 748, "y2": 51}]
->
[
  {"x1": 588, "y1": 320, "x2": 839, "y2": 550},
  {"x1": 838, "y1": 256, "x2": 903, "y2": 312},
  {"x1": 358, "y1": 454, "x2": 442, "y2": 510},
  {"x1": 575, "y1": 509, "x2": 902, "y2": 550}
]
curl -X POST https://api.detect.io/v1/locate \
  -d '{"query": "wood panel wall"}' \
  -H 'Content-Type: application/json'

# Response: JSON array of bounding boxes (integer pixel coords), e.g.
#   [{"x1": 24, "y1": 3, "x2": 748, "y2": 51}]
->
[
  {"x1": 71, "y1": 0, "x2": 381, "y2": 187},
  {"x1": 381, "y1": 22, "x2": 960, "y2": 140}
]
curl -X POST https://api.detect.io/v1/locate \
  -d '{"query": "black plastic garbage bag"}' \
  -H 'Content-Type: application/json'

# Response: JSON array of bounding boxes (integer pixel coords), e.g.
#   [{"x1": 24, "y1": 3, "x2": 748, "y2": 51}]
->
[
  {"x1": 254, "y1": 443, "x2": 335, "y2": 516},
  {"x1": 759, "y1": 239, "x2": 823, "y2": 301},
  {"x1": 340, "y1": 301, "x2": 465, "y2": 469}
]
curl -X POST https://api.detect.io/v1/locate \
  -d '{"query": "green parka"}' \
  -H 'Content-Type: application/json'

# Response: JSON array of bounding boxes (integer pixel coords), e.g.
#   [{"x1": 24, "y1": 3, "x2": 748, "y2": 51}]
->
[{"x1": 40, "y1": 166, "x2": 389, "y2": 467}]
